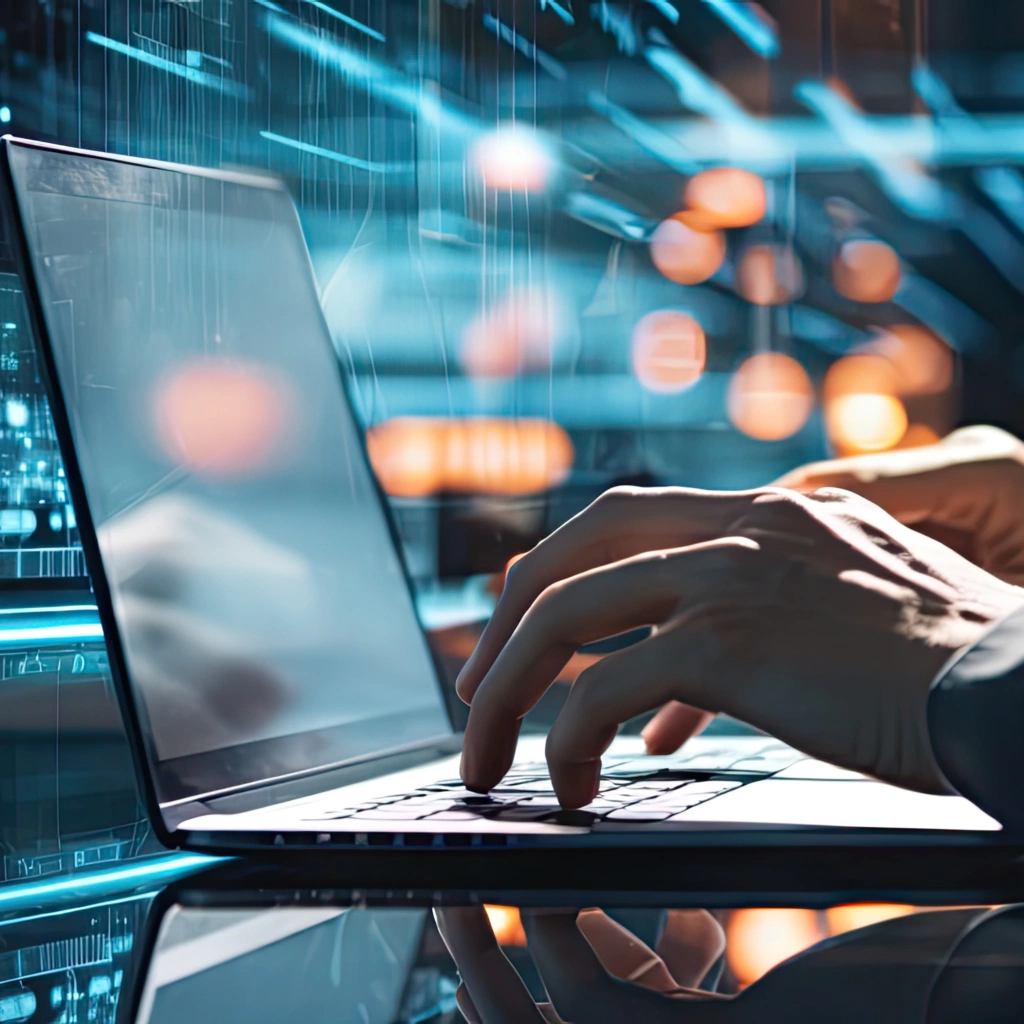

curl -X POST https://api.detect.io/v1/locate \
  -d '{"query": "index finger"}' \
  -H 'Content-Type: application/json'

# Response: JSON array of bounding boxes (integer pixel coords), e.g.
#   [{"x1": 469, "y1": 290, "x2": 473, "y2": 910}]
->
[{"x1": 455, "y1": 487, "x2": 753, "y2": 702}]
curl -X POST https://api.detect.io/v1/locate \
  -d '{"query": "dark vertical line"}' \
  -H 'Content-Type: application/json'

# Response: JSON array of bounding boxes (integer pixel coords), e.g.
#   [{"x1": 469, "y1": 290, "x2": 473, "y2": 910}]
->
[{"x1": 821, "y1": 0, "x2": 834, "y2": 78}]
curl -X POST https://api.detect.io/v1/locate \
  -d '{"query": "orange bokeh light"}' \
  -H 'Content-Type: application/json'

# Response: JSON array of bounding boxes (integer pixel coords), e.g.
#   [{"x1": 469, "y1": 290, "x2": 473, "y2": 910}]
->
[
  {"x1": 727, "y1": 352, "x2": 815, "y2": 441},
  {"x1": 462, "y1": 287, "x2": 557, "y2": 378},
  {"x1": 484, "y1": 905, "x2": 527, "y2": 946},
  {"x1": 367, "y1": 417, "x2": 574, "y2": 498},
  {"x1": 827, "y1": 394, "x2": 909, "y2": 454},
  {"x1": 631, "y1": 310, "x2": 707, "y2": 393},
  {"x1": 649, "y1": 215, "x2": 727, "y2": 285},
  {"x1": 736, "y1": 245, "x2": 804, "y2": 306},
  {"x1": 726, "y1": 908, "x2": 824, "y2": 987},
  {"x1": 862, "y1": 325, "x2": 954, "y2": 396},
  {"x1": 472, "y1": 126, "x2": 554, "y2": 192},
  {"x1": 826, "y1": 904, "x2": 915, "y2": 937},
  {"x1": 153, "y1": 358, "x2": 296, "y2": 478},
  {"x1": 832, "y1": 240, "x2": 902, "y2": 304},
  {"x1": 683, "y1": 168, "x2": 767, "y2": 229}
]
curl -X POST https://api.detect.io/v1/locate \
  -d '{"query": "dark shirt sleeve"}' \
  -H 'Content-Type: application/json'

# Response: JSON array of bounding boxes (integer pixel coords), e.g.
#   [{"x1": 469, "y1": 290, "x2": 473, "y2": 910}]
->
[{"x1": 928, "y1": 607, "x2": 1024, "y2": 834}]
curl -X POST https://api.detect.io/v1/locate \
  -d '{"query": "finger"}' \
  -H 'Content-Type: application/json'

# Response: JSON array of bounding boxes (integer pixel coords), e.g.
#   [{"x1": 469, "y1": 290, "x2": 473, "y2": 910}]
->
[
  {"x1": 523, "y1": 912, "x2": 724, "y2": 1024},
  {"x1": 576, "y1": 910, "x2": 679, "y2": 993},
  {"x1": 461, "y1": 540, "x2": 759, "y2": 794},
  {"x1": 434, "y1": 908, "x2": 547, "y2": 1024},
  {"x1": 656, "y1": 912, "x2": 727, "y2": 990},
  {"x1": 544, "y1": 625, "x2": 719, "y2": 807},
  {"x1": 641, "y1": 702, "x2": 714, "y2": 756},
  {"x1": 455, "y1": 983, "x2": 482, "y2": 1023},
  {"x1": 456, "y1": 488, "x2": 755, "y2": 702}
]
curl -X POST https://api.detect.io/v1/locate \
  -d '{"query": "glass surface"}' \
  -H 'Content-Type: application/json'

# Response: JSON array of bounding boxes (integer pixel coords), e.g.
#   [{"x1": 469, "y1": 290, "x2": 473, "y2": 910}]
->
[{"x1": 8, "y1": 144, "x2": 449, "y2": 804}]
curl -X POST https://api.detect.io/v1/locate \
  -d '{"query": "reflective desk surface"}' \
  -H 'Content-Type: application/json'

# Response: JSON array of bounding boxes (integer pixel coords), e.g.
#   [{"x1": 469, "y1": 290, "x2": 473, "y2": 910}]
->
[{"x1": 0, "y1": 857, "x2": 1021, "y2": 1023}]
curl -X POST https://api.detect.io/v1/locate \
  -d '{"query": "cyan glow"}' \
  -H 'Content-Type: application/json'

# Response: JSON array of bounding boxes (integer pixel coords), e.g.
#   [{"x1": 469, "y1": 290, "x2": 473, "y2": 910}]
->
[
  {"x1": 264, "y1": 15, "x2": 475, "y2": 137},
  {"x1": 701, "y1": 0, "x2": 780, "y2": 59},
  {"x1": 587, "y1": 90, "x2": 700, "y2": 175},
  {"x1": 0, "y1": 623, "x2": 104, "y2": 643},
  {"x1": 84, "y1": 32, "x2": 249, "y2": 99},
  {"x1": 0, "y1": 605, "x2": 95, "y2": 615},
  {"x1": 482, "y1": 14, "x2": 567, "y2": 80},
  {"x1": 260, "y1": 130, "x2": 392, "y2": 172},
  {"x1": 648, "y1": 0, "x2": 680, "y2": 24},
  {"x1": 5, "y1": 398, "x2": 28, "y2": 428},
  {"x1": 0, "y1": 106, "x2": 10, "y2": 124},
  {"x1": 301, "y1": 0, "x2": 385, "y2": 42},
  {"x1": 540, "y1": 0, "x2": 575, "y2": 26},
  {"x1": 0, "y1": 854, "x2": 217, "y2": 909}
]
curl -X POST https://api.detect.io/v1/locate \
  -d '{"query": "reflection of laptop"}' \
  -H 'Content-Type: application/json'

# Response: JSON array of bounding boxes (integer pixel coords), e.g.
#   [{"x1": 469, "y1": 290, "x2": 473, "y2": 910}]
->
[{"x1": 0, "y1": 136, "x2": 1007, "y2": 856}]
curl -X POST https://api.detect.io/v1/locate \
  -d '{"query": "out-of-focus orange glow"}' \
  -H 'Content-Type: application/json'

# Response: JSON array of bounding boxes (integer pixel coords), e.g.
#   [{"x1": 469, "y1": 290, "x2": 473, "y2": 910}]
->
[
  {"x1": 631, "y1": 310, "x2": 707, "y2": 393},
  {"x1": 895, "y1": 424, "x2": 942, "y2": 449},
  {"x1": 827, "y1": 394, "x2": 909, "y2": 453},
  {"x1": 862, "y1": 325, "x2": 954, "y2": 396},
  {"x1": 462, "y1": 287, "x2": 557, "y2": 378},
  {"x1": 484, "y1": 905, "x2": 527, "y2": 946},
  {"x1": 826, "y1": 904, "x2": 915, "y2": 937},
  {"x1": 367, "y1": 418, "x2": 574, "y2": 497},
  {"x1": 683, "y1": 168, "x2": 767, "y2": 229},
  {"x1": 154, "y1": 358, "x2": 295, "y2": 477},
  {"x1": 472, "y1": 126, "x2": 553, "y2": 192},
  {"x1": 726, "y1": 909, "x2": 824, "y2": 987},
  {"x1": 365, "y1": 418, "x2": 445, "y2": 498},
  {"x1": 832, "y1": 240, "x2": 902, "y2": 303},
  {"x1": 649, "y1": 215, "x2": 726, "y2": 285},
  {"x1": 736, "y1": 245, "x2": 804, "y2": 306},
  {"x1": 727, "y1": 352, "x2": 814, "y2": 441},
  {"x1": 823, "y1": 354, "x2": 907, "y2": 453}
]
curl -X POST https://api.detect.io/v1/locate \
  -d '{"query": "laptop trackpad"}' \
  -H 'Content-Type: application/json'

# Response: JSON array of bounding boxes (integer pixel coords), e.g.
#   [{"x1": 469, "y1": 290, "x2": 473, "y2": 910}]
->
[{"x1": 676, "y1": 778, "x2": 1001, "y2": 831}]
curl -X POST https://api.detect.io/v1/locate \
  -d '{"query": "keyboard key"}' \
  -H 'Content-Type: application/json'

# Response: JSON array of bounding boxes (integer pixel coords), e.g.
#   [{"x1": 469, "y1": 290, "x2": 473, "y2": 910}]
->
[{"x1": 605, "y1": 808, "x2": 674, "y2": 822}]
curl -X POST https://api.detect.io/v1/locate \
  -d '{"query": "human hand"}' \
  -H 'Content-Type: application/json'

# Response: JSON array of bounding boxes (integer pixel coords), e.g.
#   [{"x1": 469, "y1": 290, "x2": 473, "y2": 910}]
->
[
  {"x1": 436, "y1": 904, "x2": 983, "y2": 1023},
  {"x1": 776, "y1": 426, "x2": 1024, "y2": 586},
  {"x1": 434, "y1": 906, "x2": 726, "y2": 1023},
  {"x1": 456, "y1": 486, "x2": 1024, "y2": 804}
]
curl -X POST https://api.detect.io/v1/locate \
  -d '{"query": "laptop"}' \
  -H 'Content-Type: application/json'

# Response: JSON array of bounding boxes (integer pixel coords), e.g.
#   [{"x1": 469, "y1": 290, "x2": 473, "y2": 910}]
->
[{"x1": 0, "y1": 136, "x2": 1009, "y2": 857}]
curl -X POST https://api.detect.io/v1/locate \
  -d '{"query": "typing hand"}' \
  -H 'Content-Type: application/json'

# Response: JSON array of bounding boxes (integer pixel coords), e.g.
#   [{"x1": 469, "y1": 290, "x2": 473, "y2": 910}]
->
[
  {"x1": 776, "y1": 426, "x2": 1024, "y2": 586},
  {"x1": 456, "y1": 486, "x2": 1024, "y2": 804},
  {"x1": 434, "y1": 906, "x2": 726, "y2": 1023},
  {"x1": 436, "y1": 905, "x2": 982, "y2": 1023}
]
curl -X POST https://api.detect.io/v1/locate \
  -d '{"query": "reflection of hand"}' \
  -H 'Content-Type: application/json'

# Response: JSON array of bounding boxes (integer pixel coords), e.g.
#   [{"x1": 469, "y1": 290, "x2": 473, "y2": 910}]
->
[
  {"x1": 457, "y1": 486, "x2": 1024, "y2": 803},
  {"x1": 436, "y1": 905, "x2": 982, "y2": 1023},
  {"x1": 776, "y1": 426, "x2": 1024, "y2": 586},
  {"x1": 434, "y1": 906, "x2": 725, "y2": 1023}
]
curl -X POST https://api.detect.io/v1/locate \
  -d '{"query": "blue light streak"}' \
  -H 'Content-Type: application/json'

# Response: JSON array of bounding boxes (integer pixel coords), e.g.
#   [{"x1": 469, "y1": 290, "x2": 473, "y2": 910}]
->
[
  {"x1": 301, "y1": 0, "x2": 385, "y2": 42},
  {"x1": 0, "y1": 623, "x2": 104, "y2": 644},
  {"x1": 0, "y1": 855, "x2": 218, "y2": 910},
  {"x1": 482, "y1": 14, "x2": 567, "y2": 80},
  {"x1": 587, "y1": 90, "x2": 700, "y2": 175},
  {"x1": 648, "y1": 0, "x2": 680, "y2": 24},
  {"x1": 264, "y1": 15, "x2": 475, "y2": 137},
  {"x1": 701, "y1": 0, "x2": 780, "y2": 59},
  {"x1": 540, "y1": 0, "x2": 575, "y2": 26},
  {"x1": 84, "y1": 32, "x2": 249, "y2": 99},
  {"x1": 260, "y1": 130, "x2": 397, "y2": 172}
]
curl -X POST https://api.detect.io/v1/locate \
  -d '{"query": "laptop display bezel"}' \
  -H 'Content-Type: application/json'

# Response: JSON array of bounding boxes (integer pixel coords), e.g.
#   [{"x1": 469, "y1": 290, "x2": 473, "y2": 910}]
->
[{"x1": 0, "y1": 135, "x2": 457, "y2": 847}]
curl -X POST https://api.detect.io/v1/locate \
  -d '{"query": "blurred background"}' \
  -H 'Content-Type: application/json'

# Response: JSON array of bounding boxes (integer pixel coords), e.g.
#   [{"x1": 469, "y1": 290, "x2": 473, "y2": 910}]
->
[{"x1": 1, "y1": 0, "x2": 1024, "y2": 988}]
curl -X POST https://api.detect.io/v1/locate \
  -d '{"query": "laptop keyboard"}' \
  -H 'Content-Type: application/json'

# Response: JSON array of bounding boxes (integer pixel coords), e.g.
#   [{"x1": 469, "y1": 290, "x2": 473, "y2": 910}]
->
[{"x1": 300, "y1": 741, "x2": 803, "y2": 828}]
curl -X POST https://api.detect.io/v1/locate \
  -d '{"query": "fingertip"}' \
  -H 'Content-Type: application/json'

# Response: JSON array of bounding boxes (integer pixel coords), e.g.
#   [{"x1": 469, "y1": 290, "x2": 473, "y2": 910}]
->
[{"x1": 551, "y1": 760, "x2": 601, "y2": 809}]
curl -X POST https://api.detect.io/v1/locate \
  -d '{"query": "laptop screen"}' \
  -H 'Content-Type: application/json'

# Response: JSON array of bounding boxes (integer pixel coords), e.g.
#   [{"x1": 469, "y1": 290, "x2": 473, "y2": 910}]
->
[{"x1": 7, "y1": 142, "x2": 451, "y2": 805}]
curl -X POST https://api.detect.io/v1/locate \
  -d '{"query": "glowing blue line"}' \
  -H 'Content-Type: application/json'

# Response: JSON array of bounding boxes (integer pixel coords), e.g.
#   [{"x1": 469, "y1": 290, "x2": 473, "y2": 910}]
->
[
  {"x1": 588, "y1": 90, "x2": 700, "y2": 174},
  {"x1": 0, "y1": 624, "x2": 104, "y2": 643},
  {"x1": 0, "y1": 893, "x2": 153, "y2": 929},
  {"x1": 264, "y1": 14, "x2": 476, "y2": 137},
  {"x1": 701, "y1": 0, "x2": 780, "y2": 59},
  {"x1": 482, "y1": 14, "x2": 567, "y2": 80},
  {"x1": 84, "y1": 32, "x2": 248, "y2": 99},
  {"x1": 648, "y1": 0, "x2": 680, "y2": 23},
  {"x1": 301, "y1": 0, "x2": 385, "y2": 42},
  {"x1": 0, "y1": 855, "x2": 218, "y2": 908},
  {"x1": 0, "y1": 605, "x2": 96, "y2": 615},
  {"x1": 253, "y1": 0, "x2": 287, "y2": 12},
  {"x1": 541, "y1": 0, "x2": 575, "y2": 26},
  {"x1": 260, "y1": 130, "x2": 394, "y2": 172}
]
